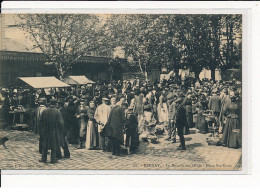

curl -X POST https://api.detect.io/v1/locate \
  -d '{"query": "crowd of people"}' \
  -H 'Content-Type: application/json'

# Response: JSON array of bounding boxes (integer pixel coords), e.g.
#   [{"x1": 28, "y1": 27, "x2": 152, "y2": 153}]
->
[{"x1": 0, "y1": 74, "x2": 242, "y2": 163}]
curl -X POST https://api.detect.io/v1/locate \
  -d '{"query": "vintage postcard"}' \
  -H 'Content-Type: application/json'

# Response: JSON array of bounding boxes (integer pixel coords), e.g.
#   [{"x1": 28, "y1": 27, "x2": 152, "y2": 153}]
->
[{"x1": 0, "y1": 8, "x2": 248, "y2": 173}]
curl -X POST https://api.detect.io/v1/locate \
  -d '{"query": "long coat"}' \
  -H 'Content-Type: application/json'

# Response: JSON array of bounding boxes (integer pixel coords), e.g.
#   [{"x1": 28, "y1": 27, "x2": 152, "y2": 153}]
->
[
  {"x1": 86, "y1": 107, "x2": 97, "y2": 149},
  {"x1": 134, "y1": 95, "x2": 144, "y2": 115},
  {"x1": 176, "y1": 104, "x2": 187, "y2": 129},
  {"x1": 34, "y1": 105, "x2": 47, "y2": 134},
  {"x1": 40, "y1": 106, "x2": 64, "y2": 149},
  {"x1": 106, "y1": 105, "x2": 126, "y2": 143},
  {"x1": 208, "y1": 95, "x2": 221, "y2": 113},
  {"x1": 94, "y1": 103, "x2": 111, "y2": 133},
  {"x1": 196, "y1": 110, "x2": 208, "y2": 134},
  {"x1": 125, "y1": 113, "x2": 139, "y2": 148},
  {"x1": 61, "y1": 105, "x2": 77, "y2": 142},
  {"x1": 76, "y1": 105, "x2": 88, "y2": 138},
  {"x1": 219, "y1": 95, "x2": 231, "y2": 125}
]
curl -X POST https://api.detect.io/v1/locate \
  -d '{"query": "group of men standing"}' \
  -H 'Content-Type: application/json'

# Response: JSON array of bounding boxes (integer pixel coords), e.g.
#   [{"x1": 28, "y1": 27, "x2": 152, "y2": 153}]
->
[
  {"x1": 35, "y1": 95, "x2": 138, "y2": 163},
  {"x1": 3, "y1": 74, "x2": 241, "y2": 163},
  {"x1": 36, "y1": 99, "x2": 70, "y2": 164}
]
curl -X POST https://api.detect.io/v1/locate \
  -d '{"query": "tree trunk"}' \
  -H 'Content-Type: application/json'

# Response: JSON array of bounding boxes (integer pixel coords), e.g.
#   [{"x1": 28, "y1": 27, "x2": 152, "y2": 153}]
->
[
  {"x1": 194, "y1": 70, "x2": 200, "y2": 81},
  {"x1": 56, "y1": 62, "x2": 65, "y2": 80},
  {"x1": 210, "y1": 67, "x2": 216, "y2": 82},
  {"x1": 138, "y1": 58, "x2": 144, "y2": 75}
]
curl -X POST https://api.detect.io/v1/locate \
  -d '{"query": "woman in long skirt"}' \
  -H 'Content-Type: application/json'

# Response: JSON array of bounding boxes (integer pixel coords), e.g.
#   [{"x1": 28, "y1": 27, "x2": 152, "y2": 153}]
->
[
  {"x1": 85, "y1": 101, "x2": 97, "y2": 150},
  {"x1": 221, "y1": 95, "x2": 241, "y2": 148},
  {"x1": 157, "y1": 91, "x2": 168, "y2": 124},
  {"x1": 219, "y1": 91, "x2": 231, "y2": 132},
  {"x1": 76, "y1": 101, "x2": 88, "y2": 149},
  {"x1": 196, "y1": 106, "x2": 208, "y2": 134}
]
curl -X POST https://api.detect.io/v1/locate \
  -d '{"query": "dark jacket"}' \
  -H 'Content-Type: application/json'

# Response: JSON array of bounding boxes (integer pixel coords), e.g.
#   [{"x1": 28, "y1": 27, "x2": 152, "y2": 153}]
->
[
  {"x1": 106, "y1": 105, "x2": 126, "y2": 143},
  {"x1": 176, "y1": 104, "x2": 187, "y2": 129},
  {"x1": 40, "y1": 106, "x2": 64, "y2": 149},
  {"x1": 126, "y1": 113, "x2": 139, "y2": 148},
  {"x1": 61, "y1": 105, "x2": 77, "y2": 134}
]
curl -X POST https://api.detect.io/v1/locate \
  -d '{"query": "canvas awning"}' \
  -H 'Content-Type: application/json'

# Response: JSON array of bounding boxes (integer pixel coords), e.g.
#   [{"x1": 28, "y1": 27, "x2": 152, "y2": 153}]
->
[
  {"x1": 64, "y1": 76, "x2": 95, "y2": 85},
  {"x1": 18, "y1": 77, "x2": 70, "y2": 89}
]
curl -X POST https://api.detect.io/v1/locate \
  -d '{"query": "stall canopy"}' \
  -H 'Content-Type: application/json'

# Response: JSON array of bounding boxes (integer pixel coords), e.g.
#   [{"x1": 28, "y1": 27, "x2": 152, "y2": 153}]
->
[
  {"x1": 64, "y1": 76, "x2": 95, "y2": 85},
  {"x1": 18, "y1": 77, "x2": 70, "y2": 89}
]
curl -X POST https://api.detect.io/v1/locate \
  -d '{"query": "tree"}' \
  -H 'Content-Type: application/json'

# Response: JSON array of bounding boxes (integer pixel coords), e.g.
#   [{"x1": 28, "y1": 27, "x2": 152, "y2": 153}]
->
[
  {"x1": 219, "y1": 15, "x2": 242, "y2": 71},
  {"x1": 104, "y1": 14, "x2": 183, "y2": 79},
  {"x1": 18, "y1": 14, "x2": 101, "y2": 79},
  {"x1": 173, "y1": 14, "x2": 241, "y2": 80}
]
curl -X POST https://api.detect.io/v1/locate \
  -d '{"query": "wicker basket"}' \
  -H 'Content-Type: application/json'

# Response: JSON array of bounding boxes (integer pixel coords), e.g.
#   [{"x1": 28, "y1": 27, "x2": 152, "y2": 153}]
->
[{"x1": 203, "y1": 110, "x2": 215, "y2": 122}]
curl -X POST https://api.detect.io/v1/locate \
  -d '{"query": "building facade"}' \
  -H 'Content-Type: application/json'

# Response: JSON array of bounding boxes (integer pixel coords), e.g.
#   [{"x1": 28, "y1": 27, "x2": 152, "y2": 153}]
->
[{"x1": 0, "y1": 50, "x2": 126, "y2": 87}]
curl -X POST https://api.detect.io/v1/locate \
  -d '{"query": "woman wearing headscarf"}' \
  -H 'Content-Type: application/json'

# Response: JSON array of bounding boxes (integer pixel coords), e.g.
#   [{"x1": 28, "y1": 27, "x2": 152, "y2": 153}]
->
[
  {"x1": 157, "y1": 89, "x2": 169, "y2": 132},
  {"x1": 143, "y1": 97, "x2": 153, "y2": 125}
]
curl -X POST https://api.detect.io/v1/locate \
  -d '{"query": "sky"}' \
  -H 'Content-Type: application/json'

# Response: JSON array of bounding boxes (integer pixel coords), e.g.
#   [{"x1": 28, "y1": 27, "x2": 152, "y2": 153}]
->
[
  {"x1": 1, "y1": 14, "x2": 125, "y2": 57},
  {"x1": 2, "y1": 14, "x2": 40, "y2": 52}
]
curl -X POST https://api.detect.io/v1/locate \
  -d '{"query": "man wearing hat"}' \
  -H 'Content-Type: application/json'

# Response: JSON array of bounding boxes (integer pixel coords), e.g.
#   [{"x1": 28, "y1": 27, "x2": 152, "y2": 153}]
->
[
  {"x1": 166, "y1": 93, "x2": 177, "y2": 142},
  {"x1": 35, "y1": 98, "x2": 47, "y2": 153},
  {"x1": 106, "y1": 98, "x2": 126, "y2": 156},
  {"x1": 94, "y1": 97, "x2": 111, "y2": 151},
  {"x1": 39, "y1": 99, "x2": 67, "y2": 163},
  {"x1": 125, "y1": 104, "x2": 139, "y2": 154},
  {"x1": 208, "y1": 89, "x2": 221, "y2": 118},
  {"x1": 175, "y1": 97, "x2": 186, "y2": 150}
]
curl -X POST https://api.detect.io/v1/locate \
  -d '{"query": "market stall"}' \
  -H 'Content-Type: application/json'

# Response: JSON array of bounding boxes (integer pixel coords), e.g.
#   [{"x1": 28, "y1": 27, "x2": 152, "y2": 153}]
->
[
  {"x1": 63, "y1": 75, "x2": 95, "y2": 96},
  {"x1": 63, "y1": 76, "x2": 95, "y2": 86},
  {"x1": 10, "y1": 77, "x2": 70, "y2": 130},
  {"x1": 19, "y1": 76, "x2": 70, "y2": 89}
]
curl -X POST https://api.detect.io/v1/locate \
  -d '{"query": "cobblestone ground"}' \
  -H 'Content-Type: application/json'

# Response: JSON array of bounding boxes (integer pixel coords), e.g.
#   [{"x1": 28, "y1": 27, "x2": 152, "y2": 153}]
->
[{"x1": 0, "y1": 128, "x2": 242, "y2": 170}]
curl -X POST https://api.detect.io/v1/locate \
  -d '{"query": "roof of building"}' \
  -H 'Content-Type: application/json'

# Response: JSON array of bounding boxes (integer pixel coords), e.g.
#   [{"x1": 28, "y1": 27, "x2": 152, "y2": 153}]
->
[{"x1": 1, "y1": 38, "x2": 34, "y2": 53}]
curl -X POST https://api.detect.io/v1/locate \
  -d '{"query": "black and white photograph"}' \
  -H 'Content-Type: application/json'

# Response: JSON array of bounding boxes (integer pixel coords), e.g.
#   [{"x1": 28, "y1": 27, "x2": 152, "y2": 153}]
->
[{"x1": 0, "y1": 12, "x2": 243, "y2": 171}]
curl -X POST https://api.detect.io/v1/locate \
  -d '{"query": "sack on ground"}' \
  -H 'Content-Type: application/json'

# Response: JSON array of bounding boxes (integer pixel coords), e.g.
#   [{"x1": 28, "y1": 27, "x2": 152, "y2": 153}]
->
[{"x1": 206, "y1": 133, "x2": 221, "y2": 146}]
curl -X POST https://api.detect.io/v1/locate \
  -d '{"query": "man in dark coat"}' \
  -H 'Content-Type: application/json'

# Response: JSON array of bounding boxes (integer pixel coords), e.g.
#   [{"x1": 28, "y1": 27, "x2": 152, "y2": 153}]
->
[
  {"x1": 175, "y1": 97, "x2": 187, "y2": 150},
  {"x1": 125, "y1": 106, "x2": 139, "y2": 153},
  {"x1": 61, "y1": 100, "x2": 77, "y2": 144},
  {"x1": 39, "y1": 99, "x2": 66, "y2": 163},
  {"x1": 106, "y1": 99, "x2": 126, "y2": 156}
]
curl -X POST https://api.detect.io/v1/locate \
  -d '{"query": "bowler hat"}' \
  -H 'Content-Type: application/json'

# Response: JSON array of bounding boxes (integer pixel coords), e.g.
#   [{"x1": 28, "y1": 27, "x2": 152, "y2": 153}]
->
[
  {"x1": 175, "y1": 97, "x2": 183, "y2": 103},
  {"x1": 38, "y1": 98, "x2": 46, "y2": 103},
  {"x1": 50, "y1": 99, "x2": 57, "y2": 105}
]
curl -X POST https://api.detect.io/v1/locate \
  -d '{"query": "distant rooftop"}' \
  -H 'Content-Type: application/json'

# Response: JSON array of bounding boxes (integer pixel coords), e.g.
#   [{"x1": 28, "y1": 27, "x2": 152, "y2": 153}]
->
[{"x1": 1, "y1": 38, "x2": 41, "y2": 53}]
